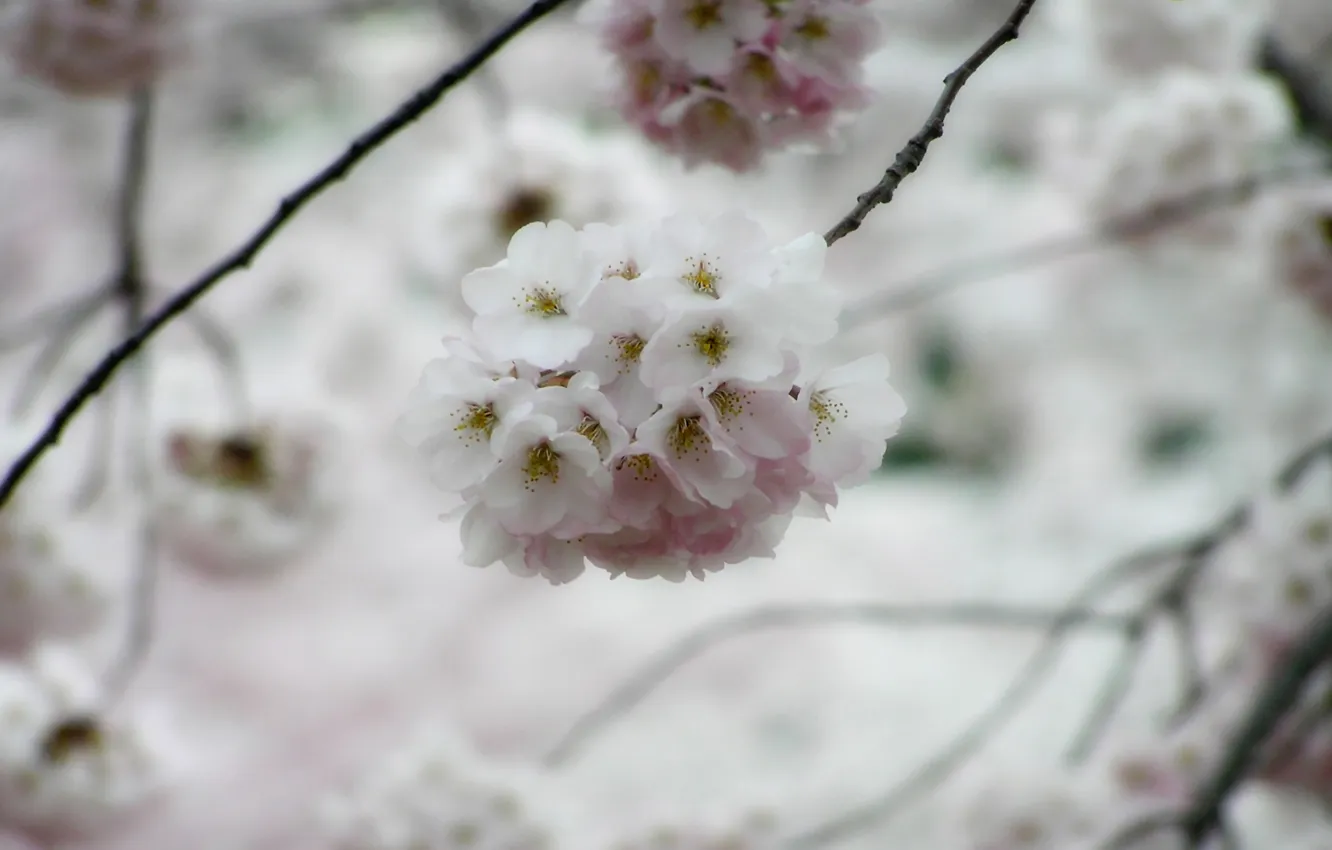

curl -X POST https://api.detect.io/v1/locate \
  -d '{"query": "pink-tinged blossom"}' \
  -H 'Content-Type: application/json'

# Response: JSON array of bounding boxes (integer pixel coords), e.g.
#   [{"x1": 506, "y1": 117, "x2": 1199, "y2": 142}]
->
[
  {"x1": 398, "y1": 212, "x2": 906, "y2": 582},
  {"x1": 635, "y1": 392, "x2": 755, "y2": 509},
  {"x1": 481, "y1": 413, "x2": 613, "y2": 538},
  {"x1": 395, "y1": 349, "x2": 535, "y2": 493},
  {"x1": 799, "y1": 354, "x2": 907, "y2": 495},
  {"x1": 4, "y1": 0, "x2": 183, "y2": 98},
  {"x1": 583, "y1": 0, "x2": 883, "y2": 170},
  {"x1": 461, "y1": 220, "x2": 599, "y2": 369},
  {"x1": 652, "y1": 0, "x2": 769, "y2": 75}
]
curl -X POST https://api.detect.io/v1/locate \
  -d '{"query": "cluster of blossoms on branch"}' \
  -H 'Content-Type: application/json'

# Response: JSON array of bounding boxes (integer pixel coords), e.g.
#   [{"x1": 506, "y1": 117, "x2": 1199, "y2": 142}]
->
[
  {"x1": 581, "y1": 0, "x2": 883, "y2": 171},
  {"x1": 397, "y1": 211, "x2": 904, "y2": 584}
]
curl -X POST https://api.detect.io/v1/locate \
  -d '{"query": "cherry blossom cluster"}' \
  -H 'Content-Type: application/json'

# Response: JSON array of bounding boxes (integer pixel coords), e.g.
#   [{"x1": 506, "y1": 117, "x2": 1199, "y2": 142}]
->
[
  {"x1": 1, "y1": 0, "x2": 185, "y2": 98},
  {"x1": 398, "y1": 212, "x2": 905, "y2": 583},
  {"x1": 155, "y1": 420, "x2": 338, "y2": 579},
  {"x1": 0, "y1": 498, "x2": 111, "y2": 655},
  {"x1": 0, "y1": 647, "x2": 168, "y2": 841},
  {"x1": 579, "y1": 0, "x2": 882, "y2": 172},
  {"x1": 1039, "y1": 69, "x2": 1291, "y2": 250},
  {"x1": 321, "y1": 731, "x2": 555, "y2": 850}
]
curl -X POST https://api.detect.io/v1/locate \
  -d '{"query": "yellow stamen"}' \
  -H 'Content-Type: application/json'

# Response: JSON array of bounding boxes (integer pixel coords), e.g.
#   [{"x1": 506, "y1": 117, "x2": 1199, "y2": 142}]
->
[
  {"x1": 523, "y1": 286, "x2": 566, "y2": 317},
  {"x1": 455, "y1": 402, "x2": 498, "y2": 445},
  {"x1": 684, "y1": 0, "x2": 723, "y2": 29},
  {"x1": 575, "y1": 415, "x2": 610, "y2": 458},
  {"x1": 809, "y1": 391, "x2": 848, "y2": 441},
  {"x1": 708, "y1": 385, "x2": 747, "y2": 422},
  {"x1": 681, "y1": 256, "x2": 721, "y2": 297},
  {"x1": 614, "y1": 333, "x2": 646, "y2": 369},
  {"x1": 689, "y1": 322, "x2": 731, "y2": 366},
  {"x1": 796, "y1": 14, "x2": 830, "y2": 39},
  {"x1": 524, "y1": 442, "x2": 561, "y2": 487},
  {"x1": 668, "y1": 415, "x2": 707, "y2": 458}
]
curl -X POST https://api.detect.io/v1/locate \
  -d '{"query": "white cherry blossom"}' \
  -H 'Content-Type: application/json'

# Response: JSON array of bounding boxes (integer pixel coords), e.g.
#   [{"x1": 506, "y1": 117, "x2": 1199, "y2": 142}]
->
[{"x1": 461, "y1": 220, "x2": 599, "y2": 369}]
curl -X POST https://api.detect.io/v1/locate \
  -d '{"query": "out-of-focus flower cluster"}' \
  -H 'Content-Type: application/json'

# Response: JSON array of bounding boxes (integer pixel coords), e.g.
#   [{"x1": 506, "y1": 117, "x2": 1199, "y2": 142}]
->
[
  {"x1": 398, "y1": 212, "x2": 904, "y2": 584},
  {"x1": 322, "y1": 732, "x2": 557, "y2": 850},
  {"x1": 156, "y1": 419, "x2": 338, "y2": 579},
  {"x1": 580, "y1": 0, "x2": 883, "y2": 171},
  {"x1": 0, "y1": 648, "x2": 167, "y2": 841},
  {"x1": 1068, "y1": 0, "x2": 1266, "y2": 79},
  {"x1": 1039, "y1": 69, "x2": 1291, "y2": 251},
  {"x1": 1, "y1": 0, "x2": 185, "y2": 98}
]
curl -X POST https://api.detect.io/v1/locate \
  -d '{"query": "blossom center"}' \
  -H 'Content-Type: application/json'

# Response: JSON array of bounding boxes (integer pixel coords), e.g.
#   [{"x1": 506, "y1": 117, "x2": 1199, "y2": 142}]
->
[
  {"x1": 681, "y1": 256, "x2": 721, "y2": 297},
  {"x1": 746, "y1": 52, "x2": 778, "y2": 83},
  {"x1": 605, "y1": 259, "x2": 641, "y2": 280},
  {"x1": 708, "y1": 385, "x2": 747, "y2": 422},
  {"x1": 523, "y1": 286, "x2": 567, "y2": 317},
  {"x1": 523, "y1": 442, "x2": 561, "y2": 486},
  {"x1": 575, "y1": 415, "x2": 610, "y2": 458},
  {"x1": 796, "y1": 15, "x2": 830, "y2": 40},
  {"x1": 809, "y1": 391, "x2": 846, "y2": 440},
  {"x1": 614, "y1": 333, "x2": 646, "y2": 368},
  {"x1": 455, "y1": 402, "x2": 498, "y2": 444},
  {"x1": 40, "y1": 715, "x2": 103, "y2": 764},
  {"x1": 684, "y1": 0, "x2": 723, "y2": 30},
  {"x1": 689, "y1": 321, "x2": 731, "y2": 366},
  {"x1": 1306, "y1": 516, "x2": 1332, "y2": 546},
  {"x1": 667, "y1": 415, "x2": 707, "y2": 457},
  {"x1": 1318, "y1": 214, "x2": 1332, "y2": 245},
  {"x1": 620, "y1": 453, "x2": 659, "y2": 480}
]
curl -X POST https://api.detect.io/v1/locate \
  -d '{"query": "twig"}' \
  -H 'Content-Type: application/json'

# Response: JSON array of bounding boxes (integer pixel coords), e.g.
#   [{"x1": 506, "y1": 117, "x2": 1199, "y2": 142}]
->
[
  {"x1": 0, "y1": 0, "x2": 573, "y2": 512},
  {"x1": 781, "y1": 545, "x2": 1180, "y2": 850},
  {"x1": 823, "y1": 0, "x2": 1038, "y2": 246},
  {"x1": 542, "y1": 601, "x2": 1137, "y2": 769},
  {"x1": 101, "y1": 87, "x2": 159, "y2": 701}
]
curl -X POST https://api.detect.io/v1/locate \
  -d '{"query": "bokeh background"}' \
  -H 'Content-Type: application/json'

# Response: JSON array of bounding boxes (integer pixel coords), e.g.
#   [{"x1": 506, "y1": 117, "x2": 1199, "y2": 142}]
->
[{"x1": 2, "y1": 0, "x2": 1332, "y2": 848}]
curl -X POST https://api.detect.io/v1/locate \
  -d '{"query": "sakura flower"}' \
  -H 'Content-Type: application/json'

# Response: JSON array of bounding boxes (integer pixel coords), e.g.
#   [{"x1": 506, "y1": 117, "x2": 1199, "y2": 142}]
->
[
  {"x1": 1261, "y1": 185, "x2": 1332, "y2": 323},
  {"x1": 653, "y1": 0, "x2": 768, "y2": 75},
  {"x1": 798, "y1": 354, "x2": 907, "y2": 495},
  {"x1": 462, "y1": 220, "x2": 599, "y2": 369},
  {"x1": 585, "y1": 0, "x2": 882, "y2": 170},
  {"x1": 156, "y1": 418, "x2": 339, "y2": 579},
  {"x1": 480, "y1": 412, "x2": 613, "y2": 538},
  {"x1": 774, "y1": 0, "x2": 880, "y2": 81},
  {"x1": 396, "y1": 348, "x2": 536, "y2": 493},
  {"x1": 635, "y1": 392, "x2": 754, "y2": 509},
  {"x1": 639, "y1": 301, "x2": 786, "y2": 391},
  {"x1": 641, "y1": 211, "x2": 779, "y2": 305},
  {"x1": 0, "y1": 646, "x2": 171, "y2": 840},
  {"x1": 701, "y1": 379, "x2": 811, "y2": 460}
]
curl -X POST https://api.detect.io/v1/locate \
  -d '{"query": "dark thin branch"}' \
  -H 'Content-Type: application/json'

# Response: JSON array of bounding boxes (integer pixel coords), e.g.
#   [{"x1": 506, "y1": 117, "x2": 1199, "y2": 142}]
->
[
  {"x1": 823, "y1": 0, "x2": 1038, "y2": 246},
  {"x1": 0, "y1": 0, "x2": 572, "y2": 512},
  {"x1": 543, "y1": 601, "x2": 1137, "y2": 769}
]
